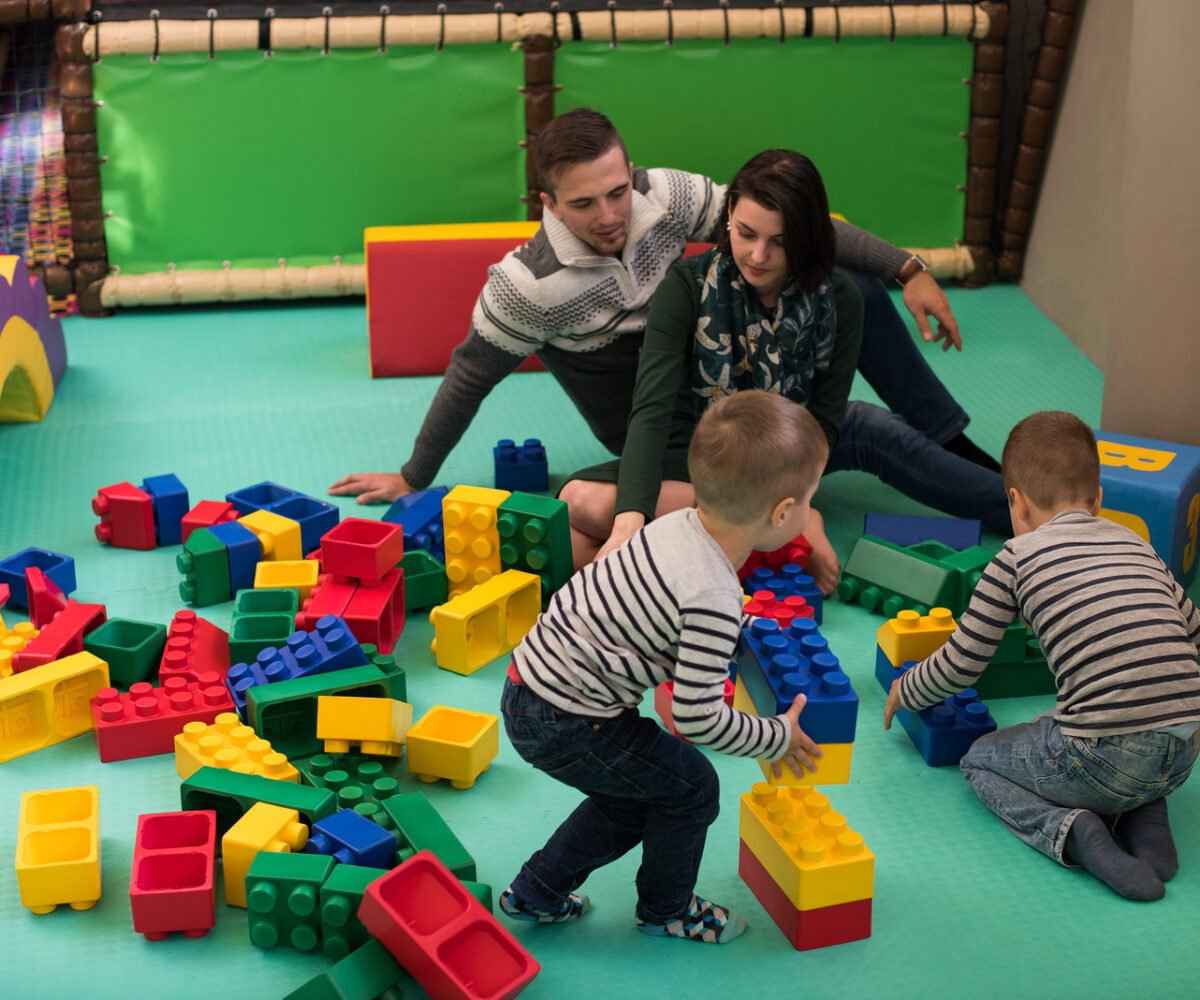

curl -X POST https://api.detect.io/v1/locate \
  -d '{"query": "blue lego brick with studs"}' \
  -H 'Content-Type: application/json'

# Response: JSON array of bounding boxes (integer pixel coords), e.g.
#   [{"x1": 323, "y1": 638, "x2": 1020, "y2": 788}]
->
[
  {"x1": 208, "y1": 519, "x2": 262, "y2": 595},
  {"x1": 494, "y1": 438, "x2": 549, "y2": 493},
  {"x1": 382, "y1": 486, "x2": 449, "y2": 559},
  {"x1": 743, "y1": 563, "x2": 824, "y2": 624},
  {"x1": 885, "y1": 661, "x2": 997, "y2": 767},
  {"x1": 305, "y1": 809, "x2": 396, "y2": 869}
]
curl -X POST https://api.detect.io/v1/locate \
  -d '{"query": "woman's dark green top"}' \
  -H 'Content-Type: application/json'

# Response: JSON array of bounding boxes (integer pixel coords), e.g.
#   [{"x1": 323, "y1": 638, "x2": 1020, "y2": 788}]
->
[{"x1": 614, "y1": 253, "x2": 864, "y2": 520}]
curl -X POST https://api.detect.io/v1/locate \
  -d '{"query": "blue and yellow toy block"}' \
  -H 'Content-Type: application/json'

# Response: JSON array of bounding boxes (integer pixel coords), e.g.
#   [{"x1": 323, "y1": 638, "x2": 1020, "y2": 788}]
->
[
  {"x1": 208, "y1": 519, "x2": 262, "y2": 594},
  {"x1": 441, "y1": 484, "x2": 511, "y2": 597},
  {"x1": 494, "y1": 438, "x2": 549, "y2": 493},
  {"x1": 306, "y1": 809, "x2": 395, "y2": 869},
  {"x1": 383, "y1": 485, "x2": 449, "y2": 559},
  {"x1": 406, "y1": 705, "x2": 500, "y2": 790},
  {"x1": 1096, "y1": 429, "x2": 1200, "y2": 588},
  {"x1": 0, "y1": 547, "x2": 76, "y2": 611},
  {"x1": 141, "y1": 474, "x2": 190, "y2": 547},
  {"x1": 497, "y1": 491, "x2": 572, "y2": 607},
  {"x1": 16, "y1": 785, "x2": 101, "y2": 914},
  {"x1": 863, "y1": 513, "x2": 982, "y2": 551},
  {"x1": 317, "y1": 695, "x2": 412, "y2": 757},
  {"x1": 0, "y1": 651, "x2": 110, "y2": 763},
  {"x1": 178, "y1": 527, "x2": 232, "y2": 607},
  {"x1": 887, "y1": 667, "x2": 997, "y2": 766},
  {"x1": 270, "y1": 496, "x2": 339, "y2": 554},
  {"x1": 429, "y1": 569, "x2": 540, "y2": 675},
  {"x1": 876, "y1": 607, "x2": 956, "y2": 666},
  {"x1": 246, "y1": 850, "x2": 337, "y2": 952},
  {"x1": 739, "y1": 783, "x2": 874, "y2": 911},
  {"x1": 744, "y1": 563, "x2": 824, "y2": 623},
  {"x1": 222, "y1": 802, "x2": 309, "y2": 908},
  {"x1": 240, "y1": 509, "x2": 304, "y2": 563}
]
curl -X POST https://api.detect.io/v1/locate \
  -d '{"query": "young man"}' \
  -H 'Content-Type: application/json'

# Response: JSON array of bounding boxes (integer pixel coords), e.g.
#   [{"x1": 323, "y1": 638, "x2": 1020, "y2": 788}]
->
[{"x1": 331, "y1": 109, "x2": 1008, "y2": 561}]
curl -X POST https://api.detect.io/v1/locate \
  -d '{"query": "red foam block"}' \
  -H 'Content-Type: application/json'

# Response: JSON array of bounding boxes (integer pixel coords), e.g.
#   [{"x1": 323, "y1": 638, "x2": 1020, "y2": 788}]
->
[
  {"x1": 130, "y1": 810, "x2": 217, "y2": 940},
  {"x1": 320, "y1": 517, "x2": 405, "y2": 585},
  {"x1": 12, "y1": 599, "x2": 107, "y2": 671},
  {"x1": 343, "y1": 569, "x2": 405, "y2": 655},
  {"x1": 92, "y1": 481, "x2": 157, "y2": 550},
  {"x1": 92, "y1": 673, "x2": 233, "y2": 762},
  {"x1": 158, "y1": 609, "x2": 230, "y2": 683}
]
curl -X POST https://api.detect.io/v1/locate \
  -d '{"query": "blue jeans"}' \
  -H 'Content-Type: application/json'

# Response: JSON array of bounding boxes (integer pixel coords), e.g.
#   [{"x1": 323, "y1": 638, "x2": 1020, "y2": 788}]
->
[
  {"x1": 833, "y1": 272, "x2": 1011, "y2": 535},
  {"x1": 959, "y1": 715, "x2": 1199, "y2": 864},
  {"x1": 501, "y1": 678, "x2": 720, "y2": 923}
]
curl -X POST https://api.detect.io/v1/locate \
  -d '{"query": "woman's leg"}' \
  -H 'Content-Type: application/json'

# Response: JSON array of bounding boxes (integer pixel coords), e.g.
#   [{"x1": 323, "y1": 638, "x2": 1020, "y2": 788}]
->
[{"x1": 560, "y1": 479, "x2": 695, "y2": 569}]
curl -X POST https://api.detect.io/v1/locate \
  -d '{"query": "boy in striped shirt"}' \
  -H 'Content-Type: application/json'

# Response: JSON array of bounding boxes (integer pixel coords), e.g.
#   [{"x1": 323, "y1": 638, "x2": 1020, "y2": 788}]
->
[
  {"x1": 500, "y1": 391, "x2": 825, "y2": 943},
  {"x1": 885, "y1": 411, "x2": 1200, "y2": 900}
]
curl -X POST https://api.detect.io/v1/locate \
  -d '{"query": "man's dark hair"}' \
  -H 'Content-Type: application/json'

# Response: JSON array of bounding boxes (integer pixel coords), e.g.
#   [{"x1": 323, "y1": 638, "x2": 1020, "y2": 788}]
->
[
  {"x1": 533, "y1": 108, "x2": 629, "y2": 197},
  {"x1": 717, "y1": 150, "x2": 836, "y2": 294}
]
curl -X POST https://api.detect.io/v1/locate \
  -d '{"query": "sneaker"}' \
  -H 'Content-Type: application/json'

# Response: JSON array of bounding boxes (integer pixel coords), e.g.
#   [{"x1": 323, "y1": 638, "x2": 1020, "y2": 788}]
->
[
  {"x1": 636, "y1": 894, "x2": 747, "y2": 944},
  {"x1": 499, "y1": 886, "x2": 591, "y2": 924}
]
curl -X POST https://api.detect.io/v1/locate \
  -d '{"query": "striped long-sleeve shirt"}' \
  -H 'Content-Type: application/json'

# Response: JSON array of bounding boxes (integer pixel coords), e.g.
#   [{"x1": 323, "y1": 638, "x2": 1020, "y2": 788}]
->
[
  {"x1": 511, "y1": 507, "x2": 789, "y2": 761},
  {"x1": 899, "y1": 510, "x2": 1200, "y2": 738}
]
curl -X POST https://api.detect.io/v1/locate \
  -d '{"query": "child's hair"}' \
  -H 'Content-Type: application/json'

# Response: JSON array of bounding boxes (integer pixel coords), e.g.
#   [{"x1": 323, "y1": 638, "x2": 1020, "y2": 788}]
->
[
  {"x1": 688, "y1": 391, "x2": 828, "y2": 525},
  {"x1": 1001, "y1": 410, "x2": 1100, "y2": 509}
]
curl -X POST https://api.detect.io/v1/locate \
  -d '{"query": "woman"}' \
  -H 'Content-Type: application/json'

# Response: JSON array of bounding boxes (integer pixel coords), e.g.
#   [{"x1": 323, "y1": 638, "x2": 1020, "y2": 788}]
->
[{"x1": 563, "y1": 149, "x2": 860, "y2": 589}]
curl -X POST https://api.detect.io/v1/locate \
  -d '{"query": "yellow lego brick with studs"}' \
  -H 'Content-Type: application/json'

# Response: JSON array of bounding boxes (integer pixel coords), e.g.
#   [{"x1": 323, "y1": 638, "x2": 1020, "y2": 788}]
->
[
  {"x1": 317, "y1": 696, "x2": 413, "y2": 757},
  {"x1": 16, "y1": 785, "x2": 101, "y2": 915},
  {"x1": 732, "y1": 676, "x2": 853, "y2": 787},
  {"x1": 175, "y1": 712, "x2": 299, "y2": 781},
  {"x1": 0, "y1": 651, "x2": 110, "y2": 763},
  {"x1": 0, "y1": 620, "x2": 39, "y2": 678},
  {"x1": 253, "y1": 559, "x2": 321, "y2": 600},
  {"x1": 429, "y1": 569, "x2": 541, "y2": 676},
  {"x1": 221, "y1": 802, "x2": 309, "y2": 908},
  {"x1": 239, "y1": 509, "x2": 302, "y2": 562},
  {"x1": 442, "y1": 484, "x2": 511, "y2": 598},
  {"x1": 739, "y1": 782, "x2": 874, "y2": 911},
  {"x1": 876, "y1": 607, "x2": 956, "y2": 667},
  {"x1": 407, "y1": 705, "x2": 500, "y2": 790}
]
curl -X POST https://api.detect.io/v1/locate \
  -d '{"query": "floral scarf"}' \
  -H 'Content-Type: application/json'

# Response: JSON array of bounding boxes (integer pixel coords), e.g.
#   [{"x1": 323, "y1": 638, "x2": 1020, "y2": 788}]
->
[{"x1": 689, "y1": 248, "x2": 836, "y2": 411}]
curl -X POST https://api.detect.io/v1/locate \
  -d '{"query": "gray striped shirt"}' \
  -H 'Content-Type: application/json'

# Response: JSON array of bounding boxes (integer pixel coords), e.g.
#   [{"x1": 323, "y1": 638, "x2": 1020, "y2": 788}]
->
[
  {"x1": 899, "y1": 510, "x2": 1200, "y2": 737},
  {"x1": 512, "y1": 508, "x2": 789, "y2": 761}
]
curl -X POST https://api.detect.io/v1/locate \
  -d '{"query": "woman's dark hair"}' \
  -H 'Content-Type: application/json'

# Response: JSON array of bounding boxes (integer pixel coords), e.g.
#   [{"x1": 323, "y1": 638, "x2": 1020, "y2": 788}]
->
[
  {"x1": 534, "y1": 108, "x2": 629, "y2": 197},
  {"x1": 717, "y1": 150, "x2": 835, "y2": 294}
]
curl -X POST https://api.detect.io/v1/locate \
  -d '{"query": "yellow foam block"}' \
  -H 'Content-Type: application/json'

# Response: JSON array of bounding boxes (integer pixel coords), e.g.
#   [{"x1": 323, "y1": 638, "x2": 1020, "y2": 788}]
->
[
  {"x1": 16, "y1": 785, "x2": 101, "y2": 914},
  {"x1": 253, "y1": 559, "x2": 320, "y2": 600},
  {"x1": 239, "y1": 509, "x2": 302, "y2": 562},
  {"x1": 739, "y1": 783, "x2": 874, "y2": 911},
  {"x1": 429, "y1": 569, "x2": 540, "y2": 675},
  {"x1": 0, "y1": 620, "x2": 39, "y2": 679},
  {"x1": 0, "y1": 652, "x2": 110, "y2": 763},
  {"x1": 0, "y1": 314, "x2": 55, "y2": 423},
  {"x1": 876, "y1": 607, "x2": 956, "y2": 667},
  {"x1": 175, "y1": 712, "x2": 299, "y2": 782},
  {"x1": 317, "y1": 696, "x2": 412, "y2": 757},
  {"x1": 407, "y1": 705, "x2": 499, "y2": 790},
  {"x1": 365, "y1": 222, "x2": 540, "y2": 245},
  {"x1": 441, "y1": 485, "x2": 511, "y2": 598},
  {"x1": 221, "y1": 803, "x2": 308, "y2": 908}
]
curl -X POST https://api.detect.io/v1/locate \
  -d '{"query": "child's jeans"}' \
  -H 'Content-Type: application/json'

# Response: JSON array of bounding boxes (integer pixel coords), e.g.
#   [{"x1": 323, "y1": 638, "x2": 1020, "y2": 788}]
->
[
  {"x1": 959, "y1": 715, "x2": 1200, "y2": 864},
  {"x1": 501, "y1": 677, "x2": 720, "y2": 923}
]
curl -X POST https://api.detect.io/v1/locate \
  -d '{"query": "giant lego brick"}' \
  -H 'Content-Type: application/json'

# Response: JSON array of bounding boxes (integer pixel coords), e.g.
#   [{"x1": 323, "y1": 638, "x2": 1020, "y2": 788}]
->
[
  {"x1": 12, "y1": 599, "x2": 106, "y2": 672},
  {"x1": 175, "y1": 712, "x2": 300, "y2": 782},
  {"x1": 92, "y1": 673, "x2": 233, "y2": 762},
  {"x1": 0, "y1": 651, "x2": 110, "y2": 762},
  {"x1": 92, "y1": 481, "x2": 156, "y2": 550},
  {"x1": 383, "y1": 486, "x2": 449, "y2": 559},
  {"x1": 321, "y1": 518, "x2": 405, "y2": 586},
  {"x1": 890, "y1": 678, "x2": 998, "y2": 767},
  {"x1": 159, "y1": 609, "x2": 230, "y2": 683},
  {"x1": 142, "y1": 474, "x2": 191, "y2": 547},
  {"x1": 493, "y1": 438, "x2": 549, "y2": 493},
  {"x1": 429, "y1": 570, "x2": 539, "y2": 675},
  {"x1": 497, "y1": 491, "x2": 571, "y2": 607},
  {"x1": 130, "y1": 810, "x2": 217, "y2": 940},
  {"x1": 180, "y1": 766, "x2": 336, "y2": 839},
  {"x1": 16, "y1": 786, "x2": 101, "y2": 915},
  {"x1": 378, "y1": 792, "x2": 476, "y2": 880},
  {"x1": 246, "y1": 850, "x2": 337, "y2": 952},
  {"x1": 0, "y1": 547, "x2": 76, "y2": 612},
  {"x1": 441, "y1": 485, "x2": 511, "y2": 598}
]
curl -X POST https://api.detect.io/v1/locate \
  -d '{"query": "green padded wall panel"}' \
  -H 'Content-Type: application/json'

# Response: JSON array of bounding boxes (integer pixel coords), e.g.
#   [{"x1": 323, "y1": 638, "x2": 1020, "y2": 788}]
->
[
  {"x1": 557, "y1": 38, "x2": 972, "y2": 249},
  {"x1": 95, "y1": 47, "x2": 524, "y2": 274}
]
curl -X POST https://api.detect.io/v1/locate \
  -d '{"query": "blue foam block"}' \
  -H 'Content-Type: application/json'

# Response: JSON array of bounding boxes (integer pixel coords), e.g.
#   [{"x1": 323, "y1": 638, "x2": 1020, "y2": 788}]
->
[
  {"x1": 142, "y1": 474, "x2": 191, "y2": 546},
  {"x1": 863, "y1": 513, "x2": 983, "y2": 552}
]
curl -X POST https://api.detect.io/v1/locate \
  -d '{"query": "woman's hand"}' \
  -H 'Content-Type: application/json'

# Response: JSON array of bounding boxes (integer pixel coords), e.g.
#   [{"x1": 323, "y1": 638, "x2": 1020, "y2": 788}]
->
[
  {"x1": 902, "y1": 272, "x2": 962, "y2": 352},
  {"x1": 772, "y1": 694, "x2": 823, "y2": 779},
  {"x1": 594, "y1": 511, "x2": 646, "y2": 563},
  {"x1": 328, "y1": 472, "x2": 413, "y2": 505}
]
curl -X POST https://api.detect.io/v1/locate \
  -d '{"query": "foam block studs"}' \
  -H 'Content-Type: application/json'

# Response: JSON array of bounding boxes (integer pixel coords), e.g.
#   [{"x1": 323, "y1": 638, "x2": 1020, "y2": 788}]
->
[
  {"x1": 744, "y1": 590, "x2": 814, "y2": 631},
  {"x1": 306, "y1": 809, "x2": 396, "y2": 869},
  {"x1": 497, "y1": 492, "x2": 572, "y2": 606},
  {"x1": 297, "y1": 574, "x2": 357, "y2": 631},
  {"x1": 358, "y1": 850, "x2": 540, "y2": 1000},
  {"x1": 402, "y1": 549, "x2": 448, "y2": 611},
  {"x1": 744, "y1": 564, "x2": 824, "y2": 623},
  {"x1": 92, "y1": 481, "x2": 157, "y2": 550},
  {"x1": 240, "y1": 509, "x2": 304, "y2": 562},
  {"x1": 226, "y1": 481, "x2": 304, "y2": 516},
  {"x1": 836, "y1": 535, "x2": 959, "y2": 617},
  {"x1": 254, "y1": 559, "x2": 321, "y2": 600},
  {"x1": 298, "y1": 754, "x2": 404, "y2": 814},
  {"x1": 318, "y1": 864, "x2": 389, "y2": 960},
  {"x1": 83, "y1": 617, "x2": 167, "y2": 689},
  {"x1": 160, "y1": 609, "x2": 230, "y2": 683},
  {"x1": 180, "y1": 767, "x2": 336, "y2": 839},
  {"x1": 141, "y1": 474, "x2": 190, "y2": 546},
  {"x1": 321, "y1": 518, "x2": 405, "y2": 585},
  {"x1": 891, "y1": 679, "x2": 998, "y2": 767},
  {"x1": 318, "y1": 696, "x2": 412, "y2": 757},
  {"x1": 16, "y1": 786, "x2": 101, "y2": 915},
  {"x1": 1095, "y1": 430, "x2": 1200, "y2": 587},
  {"x1": 208, "y1": 519, "x2": 263, "y2": 594},
  {"x1": 181, "y1": 500, "x2": 239, "y2": 543},
  {"x1": 441, "y1": 485, "x2": 510, "y2": 598},
  {"x1": 863, "y1": 513, "x2": 982, "y2": 551},
  {"x1": 429, "y1": 569, "x2": 540, "y2": 675},
  {"x1": 739, "y1": 532, "x2": 812, "y2": 583},
  {"x1": 876, "y1": 608, "x2": 956, "y2": 666},
  {"x1": 178, "y1": 527, "x2": 232, "y2": 607},
  {"x1": 0, "y1": 651, "x2": 110, "y2": 762},
  {"x1": 175, "y1": 712, "x2": 300, "y2": 781},
  {"x1": 0, "y1": 620, "x2": 39, "y2": 678},
  {"x1": 130, "y1": 810, "x2": 217, "y2": 940},
  {"x1": 24, "y1": 566, "x2": 67, "y2": 628},
  {"x1": 383, "y1": 486, "x2": 450, "y2": 558},
  {"x1": 406, "y1": 706, "x2": 499, "y2": 790},
  {"x1": 269, "y1": 496, "x2": 340, "y2": 554},
  {"x1": 0, "y1": 546, "x2": 76, "y2": 611},
  {"x1": 494, "y1": 438, "x2": 549, "y2": 493},
  {"x1": 222, "y1": 802, "x2": 309, "y2": 908},
  {"x1": 11, "y1": 599, "x2": 107, "y2": 672},
  {"x1": 246, "y1": 850, "x2": 338, "y2": 952},
  {"x1": 92, "y1": 673, "x2": 233, "y2": 762}
]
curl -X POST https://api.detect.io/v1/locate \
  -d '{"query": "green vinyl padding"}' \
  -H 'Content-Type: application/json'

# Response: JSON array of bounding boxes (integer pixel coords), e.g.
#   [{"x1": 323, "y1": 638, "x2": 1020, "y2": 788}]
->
[
  {"x1": 95, "y1": 46, "x2": 525, "y2": 274},
  {"x1": 557, "y1": 38, "x2": 972, "y2": 249}
]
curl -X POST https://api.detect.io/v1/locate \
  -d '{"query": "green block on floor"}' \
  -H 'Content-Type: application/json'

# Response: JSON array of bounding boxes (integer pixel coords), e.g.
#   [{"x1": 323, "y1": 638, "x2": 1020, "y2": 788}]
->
[
  {"x1": 246, "y1": 851, "x2": 337, "y2": 953},
  {"x1": 229, "y1": 612, "x2": 296, "y2": 664},
  {"x1": 82, "y1": 617, "x2": 166, "y2": 688},
  {"x1": 178, "y1": 526, "x2": 232, "y2": 607},
  {"x1": 837, "y1": 535, "x2": 960, "y2": 617},
  {"x1": 462, "y1": 879, "x2": 494, "y2": 912},
  {"x1": 498, "y1": 491, "x2": 573, "y2": 607},
  {"x1": 284, "y1": 939, "x2": 419, "y2": 1000},
  {"x1": 401, "y1": 549, "x2": 448, "y2": 611},
  {"x1": 319, "y1": 863, "x2": 382, "y2": 960},
  {"x1": 379, "y1": 791, "x2": 476, "y2": 881},
  {"x1": 297, "y1": 753, "x2": 405, "y2": 814},
  {"x1": 248, "y1": 659, "x2": 406, "y2": 758},
  {"x1": 973, "y1": 623, "x2": 1056, "y2": 699},
  {"x1": 234, "y1": 586, "x2": 300, "y2": 619},
  {"x1": 180, "y1": 766, "x2": 336, "y2": 840}
]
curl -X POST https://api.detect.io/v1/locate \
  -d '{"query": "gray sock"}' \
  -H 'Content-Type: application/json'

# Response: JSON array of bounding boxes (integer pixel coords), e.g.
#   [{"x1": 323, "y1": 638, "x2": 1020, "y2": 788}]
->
[
  {"x1": 1065, "y1": 810, "x2": 1164, "y2": 901},
  {"x1": 1117, "y1": 799, "x2": 1179, "y2": 882}
]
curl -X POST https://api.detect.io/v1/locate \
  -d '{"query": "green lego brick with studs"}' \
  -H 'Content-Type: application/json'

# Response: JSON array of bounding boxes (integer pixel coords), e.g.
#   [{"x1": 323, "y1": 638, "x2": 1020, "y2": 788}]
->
[
  {"x1": 246, "y1": 647, "x2": 407, "y2": 758},
  {"x1": 82, "y1": 617, "x2": 167, "y2": 688},
  {"x1": 180, "y1": 766, "x2": 336, "y2": 841},
  {"x1": 972, "y1": 622, "x2": 1056, "y2": 699},
  {"x1": 296, "y1": 753, "x2": 406, "y2": 814},
  {"x1": 401, "y1": 549, "x2": 448, "y2": 611},
  {"x1": 285, "y1": 938, "x2": 419, "y2": 1000},
  {"x1": 177, "y1": 526, "x2": 232, "y2": 607},
  {"x1": 497, "y1": 491, "x2": 573, "y2": 607},
  {"x1": 379, "y1": 791, "x2": 476, "y2": 881},
  {"x1": 246, "y1": 850, "x2": 337, "y2": 953},
  {"x1": 318, "y1": 863, "x2": 383, "y2": 961}
]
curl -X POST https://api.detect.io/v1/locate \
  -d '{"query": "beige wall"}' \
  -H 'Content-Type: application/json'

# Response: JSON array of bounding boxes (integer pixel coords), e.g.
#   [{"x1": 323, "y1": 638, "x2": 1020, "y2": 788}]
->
[{"x1": 1022, "y1": 0, "x2": 1200, "y2": 445}]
